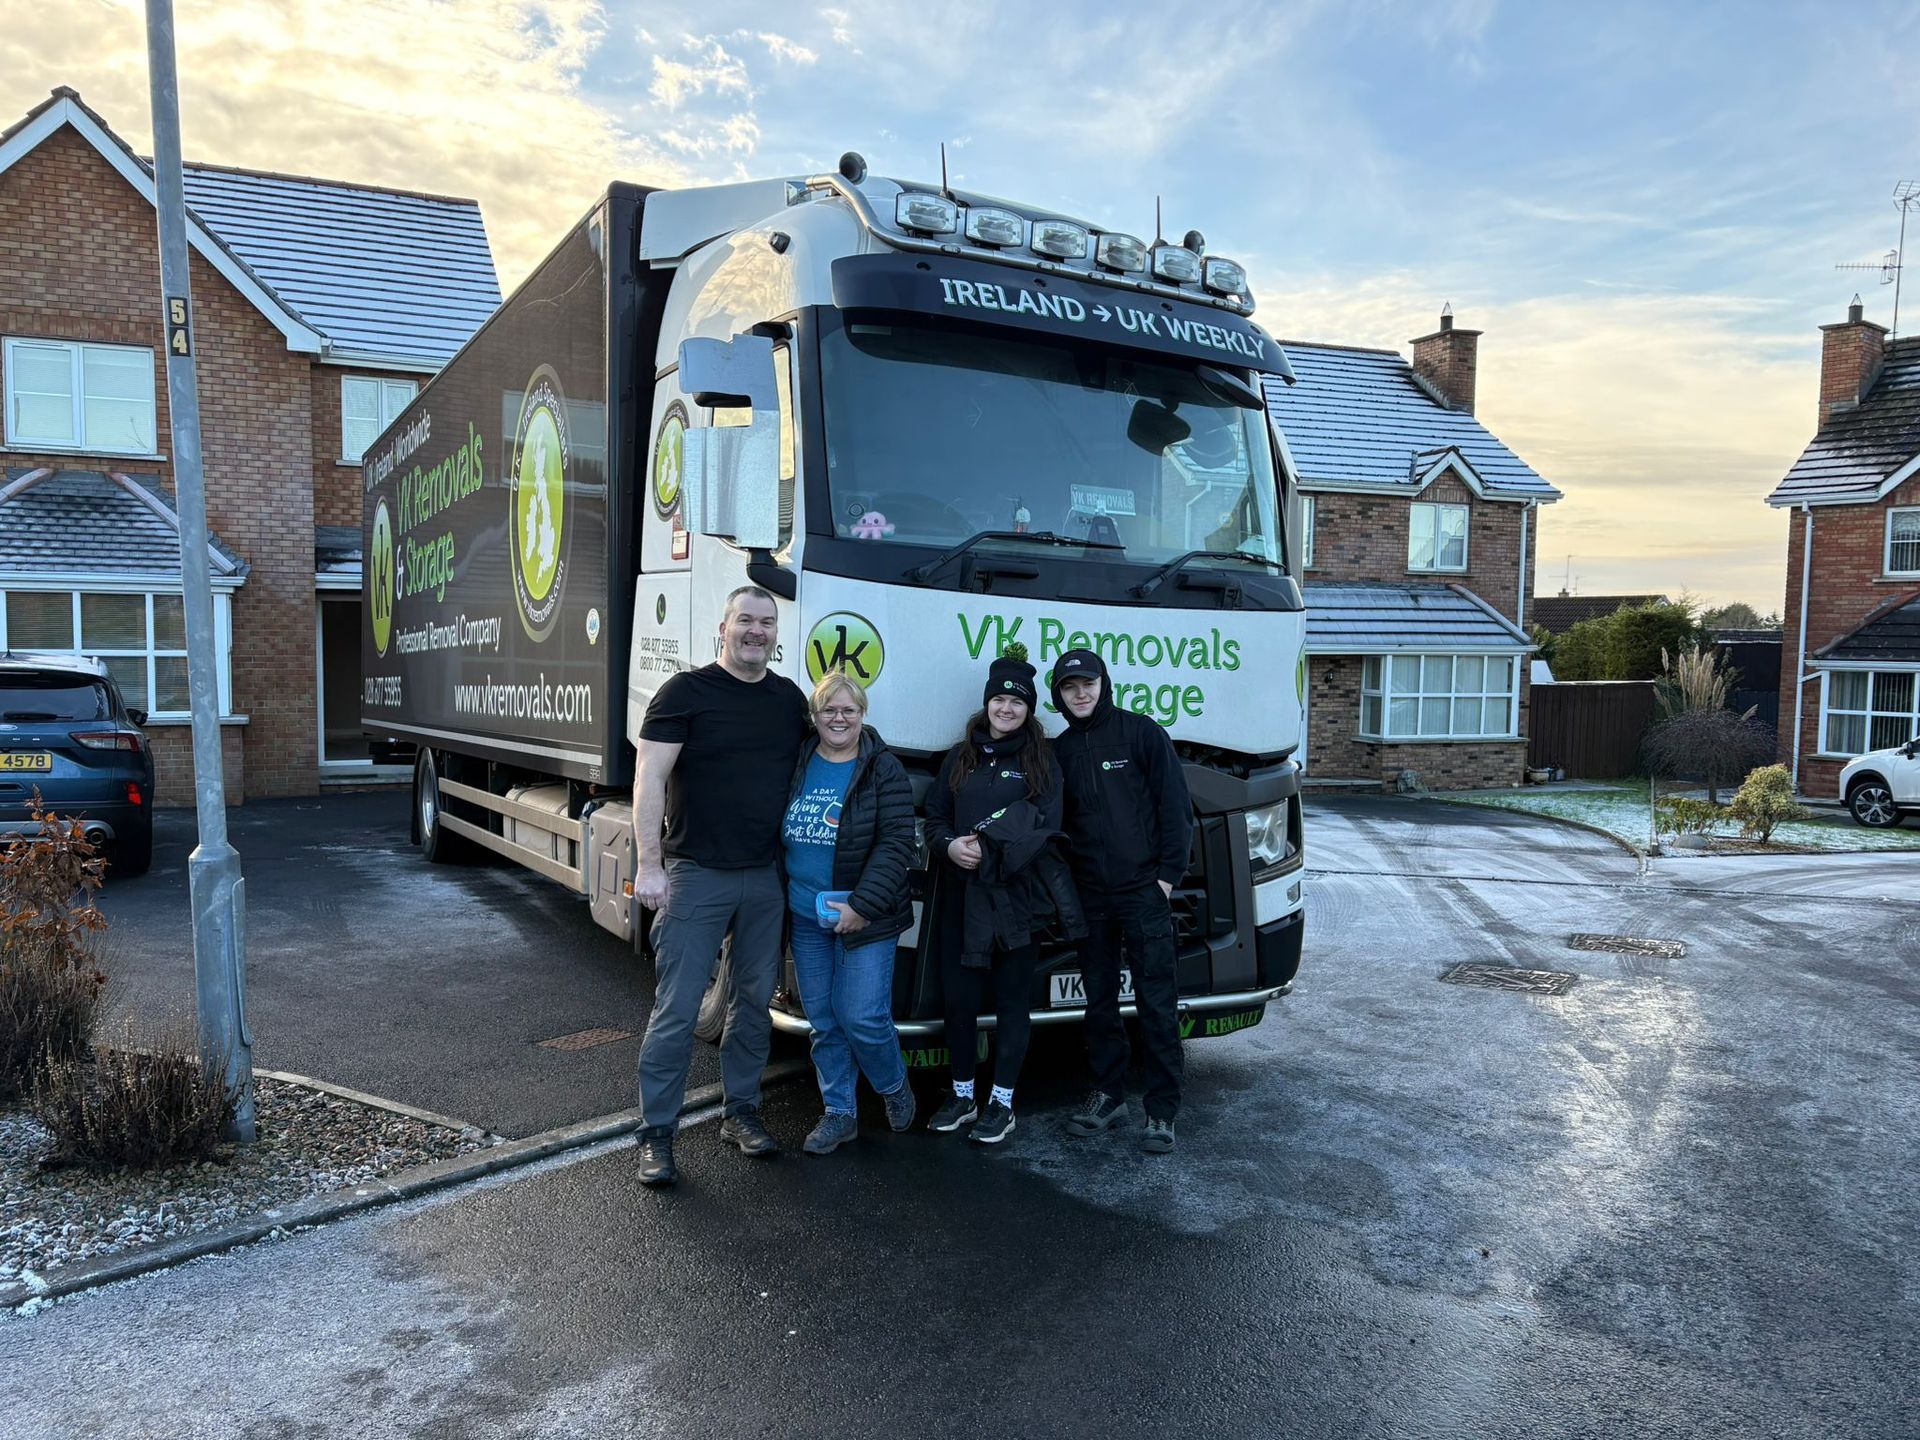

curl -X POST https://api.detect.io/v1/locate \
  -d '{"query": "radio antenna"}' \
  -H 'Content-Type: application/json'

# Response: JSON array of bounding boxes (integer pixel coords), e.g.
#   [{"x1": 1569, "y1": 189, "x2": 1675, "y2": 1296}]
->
[
  {"x1": 940, "y1": 142, "x2": 952, "y2": 200},
  {"x1": 1834, "y1": 180, "x2": 1919, "y2": 336},
  {"x1": 1155, "y1": 195, "x2": 1164, "y2": 245}
]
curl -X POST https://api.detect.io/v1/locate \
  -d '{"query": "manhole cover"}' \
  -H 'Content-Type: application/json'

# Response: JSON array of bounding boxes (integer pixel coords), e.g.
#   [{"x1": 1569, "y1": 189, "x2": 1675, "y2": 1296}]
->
[
  {"x1": 1569, "y1": 933, "x2": 1686, "y2": 959},
  {"x1": 1439, "y1": 963, "x2": 1579, "y2": 996},
  {"x1": 537, "y1": 1027, "x2": 636, "y2": 1051}
]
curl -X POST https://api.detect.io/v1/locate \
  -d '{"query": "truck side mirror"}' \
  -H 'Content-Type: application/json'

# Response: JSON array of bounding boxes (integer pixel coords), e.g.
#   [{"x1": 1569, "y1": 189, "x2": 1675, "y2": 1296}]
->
[{"x1": 677, "y1": 336, "x2": 781, "y2": 551}]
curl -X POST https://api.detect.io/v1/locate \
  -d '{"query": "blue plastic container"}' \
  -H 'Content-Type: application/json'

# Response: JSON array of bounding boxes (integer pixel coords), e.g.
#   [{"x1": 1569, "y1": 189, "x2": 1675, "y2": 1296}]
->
[{"x1": 814, "y1": 889, "x2": 852, "y2": 928}]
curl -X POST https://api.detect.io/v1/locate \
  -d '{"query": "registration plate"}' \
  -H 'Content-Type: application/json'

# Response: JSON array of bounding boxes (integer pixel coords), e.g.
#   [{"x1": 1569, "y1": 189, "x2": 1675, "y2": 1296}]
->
[
  {"x1": 0, "y1": 752, "x2": 52, "y2": 772},
  {"x1": 1049, "y1": 969, "x2": 1134, "y2": 1008}
]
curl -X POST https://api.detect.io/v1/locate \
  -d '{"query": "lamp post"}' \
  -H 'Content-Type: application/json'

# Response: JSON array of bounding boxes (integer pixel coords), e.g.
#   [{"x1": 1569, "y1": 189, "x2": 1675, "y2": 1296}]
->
[{"x1": 145, "y1": 0, "x2": 255, "y2": 1140}]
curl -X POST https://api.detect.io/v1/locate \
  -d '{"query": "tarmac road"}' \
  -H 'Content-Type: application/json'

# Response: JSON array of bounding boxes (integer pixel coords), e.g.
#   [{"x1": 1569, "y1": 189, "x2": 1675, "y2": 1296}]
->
[{"x1": 4, "y1": 795, "x2": 1914, "y2": 1438}]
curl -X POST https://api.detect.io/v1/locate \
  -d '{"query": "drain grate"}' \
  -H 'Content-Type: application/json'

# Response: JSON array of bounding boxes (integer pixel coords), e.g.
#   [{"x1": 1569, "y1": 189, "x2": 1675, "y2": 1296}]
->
[
  {"x1": 537, "y1": 1026, "x2": 636, "y2": 1051},
  {"x1": 1439, "y1": 962, "x2": 1579, "y2": 996},
  {"x1": 1569, "y1": 933, "x2": 1686, "y2": 960}
]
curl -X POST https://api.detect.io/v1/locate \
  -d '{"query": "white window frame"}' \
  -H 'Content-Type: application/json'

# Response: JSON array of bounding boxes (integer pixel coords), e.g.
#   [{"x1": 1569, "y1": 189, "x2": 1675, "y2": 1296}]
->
[
  {"x1": 1409, "y1": 501, "x2": 1469, "y2": 573},
  {"x1": 341, "y1": 375, "x2": 418, "y2": 465},
  {"x1": 0, "y1": 583, "x2": 233, "y2": 719},
  {"x1": 1820, "y1": 669, "x2": 1920, "y2": 757},
  {"x1": 1300, "y1": 494, "x2": 1316, "y2": 570},
  {"x1": 3, "y1": 337, "x2": 157, "y2": 455},
  {"x1": 1887, "y1": 507, "x2": 1920, "y2": 577},
  {"x1": 1359, "y1": 652, "x2": 1519, "y2": 741}
]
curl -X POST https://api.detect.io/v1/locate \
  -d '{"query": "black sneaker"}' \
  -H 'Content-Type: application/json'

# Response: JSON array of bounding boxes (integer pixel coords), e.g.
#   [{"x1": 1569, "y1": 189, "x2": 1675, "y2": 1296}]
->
[
  {"x1": 1064, "y1": 1090, "x2": 1128, "y2": 1136},
  {"x1": 969, "y1": 1100, "x2": 1015, "y2": 1145},
  {"x1": 927, "y1": 1090, "x2": 979, "y2": 1133},
  {"x1": 1141, "y1": 1117, "x2": 1175, "y2": 1154},
  {"x1": 636, "y1": 1129, "x2": 678, "y2": 1187},
  {"x1": 720, "y1": 1109, "x2": 779, "y2": 1157}
]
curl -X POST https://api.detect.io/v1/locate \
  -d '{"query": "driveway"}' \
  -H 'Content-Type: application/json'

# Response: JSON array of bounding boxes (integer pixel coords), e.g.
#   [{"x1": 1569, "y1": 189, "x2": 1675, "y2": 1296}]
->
[
  {"x1": 93, "y1": 794, "x2": 725, "y2": 1138},
  {"x1": 5, "y1": 794, "x2": 1913, "y2": 1437}
]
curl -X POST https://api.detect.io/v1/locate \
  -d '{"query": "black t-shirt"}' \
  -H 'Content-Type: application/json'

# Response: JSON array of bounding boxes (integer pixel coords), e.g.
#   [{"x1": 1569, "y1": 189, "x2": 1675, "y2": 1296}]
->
[{"x1": 640, "y1": 663, "x2": 810, "y2": 868}]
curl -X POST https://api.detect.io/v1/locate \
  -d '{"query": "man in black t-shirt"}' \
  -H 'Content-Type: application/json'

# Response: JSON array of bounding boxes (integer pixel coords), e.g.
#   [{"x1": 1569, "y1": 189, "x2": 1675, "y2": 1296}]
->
[{"x1": 631, "y1": 584, "x2": 809, "y2": 1186}]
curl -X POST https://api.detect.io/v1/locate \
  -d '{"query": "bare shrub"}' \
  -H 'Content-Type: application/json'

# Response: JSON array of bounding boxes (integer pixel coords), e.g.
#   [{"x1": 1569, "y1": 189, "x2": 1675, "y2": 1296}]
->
[
  {"x1": 0, "y1": 801, "x2": 109, "y2": 1098},
  {"x1": 32, "y1": 1017, "x2": 233, "y2": 1170},
  {"x1": 1642, "y1": 708, "x2": 1776, "y2": 804}
]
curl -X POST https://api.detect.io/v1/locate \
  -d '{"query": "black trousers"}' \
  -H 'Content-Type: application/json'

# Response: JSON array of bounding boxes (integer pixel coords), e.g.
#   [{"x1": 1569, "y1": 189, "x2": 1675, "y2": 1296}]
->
[
  {"x1": 1081, "y1": 884, "x2": 1183, "y2": 1120},
  {"x1": 943, "y1": 941, "x2": 1039, "y2": 1089}
]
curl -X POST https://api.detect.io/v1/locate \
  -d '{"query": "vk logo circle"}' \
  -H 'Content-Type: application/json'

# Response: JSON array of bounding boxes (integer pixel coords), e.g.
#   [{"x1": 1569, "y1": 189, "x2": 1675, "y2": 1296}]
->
[{"x1": 806, "y1": 612, "x2": 884, "y2": 686}]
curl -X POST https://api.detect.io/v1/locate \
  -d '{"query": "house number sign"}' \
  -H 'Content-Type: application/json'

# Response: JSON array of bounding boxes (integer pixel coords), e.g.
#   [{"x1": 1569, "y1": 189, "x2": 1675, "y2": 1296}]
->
[{"x1": 166, "y1": 296, "x2": 192, "y2": 356}]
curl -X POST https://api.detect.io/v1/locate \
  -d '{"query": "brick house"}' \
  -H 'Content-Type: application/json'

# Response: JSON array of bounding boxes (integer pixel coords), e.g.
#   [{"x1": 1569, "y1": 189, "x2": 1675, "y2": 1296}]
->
[
  {"x1": 0, "y1": 89, "x2": 498, "y2": 802},
  {"x1": 1766, "y1": 298, "x2": 1920, "y2": 800},
  {"x1": 1264, "y1": 311, "x2": 1561, "y2": 790}
]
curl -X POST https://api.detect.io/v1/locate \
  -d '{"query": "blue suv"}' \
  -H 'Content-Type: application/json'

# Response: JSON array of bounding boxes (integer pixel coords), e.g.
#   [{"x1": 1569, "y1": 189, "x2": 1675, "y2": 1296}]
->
[{"x1": 0, "y1": 652, "x2": 155, "y2": 877}]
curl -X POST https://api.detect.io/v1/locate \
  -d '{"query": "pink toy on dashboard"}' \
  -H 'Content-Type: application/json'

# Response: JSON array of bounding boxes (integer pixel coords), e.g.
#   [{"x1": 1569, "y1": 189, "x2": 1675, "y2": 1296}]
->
[{"x1": 849, "y1": 510, "x2": 895, "y2": 539}]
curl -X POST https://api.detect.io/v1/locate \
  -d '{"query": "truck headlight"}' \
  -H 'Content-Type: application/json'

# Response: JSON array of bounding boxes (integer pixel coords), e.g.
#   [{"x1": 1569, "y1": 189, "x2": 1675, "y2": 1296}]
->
[
  {"x1": 1151, "y1": 245, "x2": 1202, "y2": 283},
  {"x1": 1202, "y1": 257, "x2": 1247, "y2": 297},
  {"x1": 964, "y1": 207, "x2": 1024, "y2": 247},
  {"x1": 896, "y1": 193, "x2": 959, "y2": 235},
  {"x1": 1030, "y1": 218, "x2": 1090, "y2": 260},
  {"x1": 1245, "y1": 801, "x2": 1296, "y2": 876},
  {"x1": 1094, "y1": 232, "x2": 1148, "y2": 273}
]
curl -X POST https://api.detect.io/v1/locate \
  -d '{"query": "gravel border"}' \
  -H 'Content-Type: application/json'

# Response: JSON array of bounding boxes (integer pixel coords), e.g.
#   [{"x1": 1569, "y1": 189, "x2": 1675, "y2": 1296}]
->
[
  {"x1": 2, "y1": 1072, "x2": 493, "y2": 1293},
  {"x1": 2, "y1": 1058, "x2": 809, "y2": 1313}
]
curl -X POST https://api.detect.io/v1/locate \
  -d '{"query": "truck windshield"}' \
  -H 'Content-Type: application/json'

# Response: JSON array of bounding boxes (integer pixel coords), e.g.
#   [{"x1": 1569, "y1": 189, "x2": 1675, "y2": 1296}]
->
[{"x1": 819, "y1": 319, "x2": 1282, "y2": 567}]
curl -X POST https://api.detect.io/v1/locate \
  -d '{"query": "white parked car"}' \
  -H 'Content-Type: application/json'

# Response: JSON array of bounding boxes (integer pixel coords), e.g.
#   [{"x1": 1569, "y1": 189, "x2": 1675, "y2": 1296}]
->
[{"x1": 1840, "y1": 737, "x2": 1920, "y2": 828}]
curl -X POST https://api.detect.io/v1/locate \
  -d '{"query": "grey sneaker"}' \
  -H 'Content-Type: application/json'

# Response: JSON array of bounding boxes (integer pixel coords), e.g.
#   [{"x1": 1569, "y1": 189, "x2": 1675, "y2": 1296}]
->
[
  {"x1": 1141, "y1": 1117, "x2": 1175, "y2": 1153},
  {"x1": 803, "y1": 1112, "x2": 859, "y2": 1155},
  {"x1": 882, "y1": 1081, "x2": 918, "y2": 1133},
  {"x1": 1064, "y1": 1090, "x2": 1128, "y2": 1136}
]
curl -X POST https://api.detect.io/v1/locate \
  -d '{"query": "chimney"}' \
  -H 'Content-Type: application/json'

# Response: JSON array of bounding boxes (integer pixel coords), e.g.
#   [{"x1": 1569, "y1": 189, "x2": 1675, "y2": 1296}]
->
[
  {"x1": 1411, "y1": 304, "x2": 1482, "y2": 414},
  {"x1": 1818, "y1": 294, "x2": 1887, "y2": 429}
]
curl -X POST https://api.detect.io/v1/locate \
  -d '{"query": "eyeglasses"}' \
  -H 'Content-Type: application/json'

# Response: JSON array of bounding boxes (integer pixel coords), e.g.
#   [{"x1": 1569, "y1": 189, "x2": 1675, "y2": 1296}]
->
[{"x1": 817, "y1": 707, "x2": 862, "y2": 720}]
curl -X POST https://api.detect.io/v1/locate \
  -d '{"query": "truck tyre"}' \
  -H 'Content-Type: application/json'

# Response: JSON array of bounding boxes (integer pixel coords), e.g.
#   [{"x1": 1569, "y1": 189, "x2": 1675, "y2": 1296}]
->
[
  {"x1": 693, "y1": 938, "x2": 732, "y2": 1044},
  {"x1": 112, "y1": 816, "x2": 154, "y2": 878},
  {"x1": 415, "y1": 749, "x2": 469, "y2": 862}
]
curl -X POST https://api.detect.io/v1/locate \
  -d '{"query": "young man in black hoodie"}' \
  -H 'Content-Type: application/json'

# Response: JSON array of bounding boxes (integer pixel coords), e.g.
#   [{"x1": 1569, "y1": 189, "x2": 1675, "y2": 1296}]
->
[{"x1": 1050, "y1": 648, "x2": 1192, "y2": 1153}]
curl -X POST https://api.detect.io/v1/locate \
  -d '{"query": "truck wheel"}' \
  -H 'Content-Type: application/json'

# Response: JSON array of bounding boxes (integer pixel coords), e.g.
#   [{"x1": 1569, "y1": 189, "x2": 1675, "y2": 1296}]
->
[
  {"x1": 415, "y1": 749, "x2": 469, "y2": 862},
  {"x1": 112, "y1": 817, "x2": 154, "y2": 878},
  {"x1": 693, "y1": 938, "x2": 732, "y2": 1045}
]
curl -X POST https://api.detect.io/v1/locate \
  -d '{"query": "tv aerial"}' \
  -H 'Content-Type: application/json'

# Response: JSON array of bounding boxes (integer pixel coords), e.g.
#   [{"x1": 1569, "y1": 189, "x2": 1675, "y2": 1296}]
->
[{"x1": 1834, "y1": 181, "x2": 1919, "y2": 336}]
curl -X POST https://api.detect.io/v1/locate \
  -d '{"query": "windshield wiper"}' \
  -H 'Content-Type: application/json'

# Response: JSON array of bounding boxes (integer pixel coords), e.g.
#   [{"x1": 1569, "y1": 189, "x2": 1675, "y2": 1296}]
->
[
  {"x1": 1131, "y1": 549, "x2": 1280, "y2": 599},
  {"x1": 904, "y1": 530, "x2": 1122, "y2": 584}
]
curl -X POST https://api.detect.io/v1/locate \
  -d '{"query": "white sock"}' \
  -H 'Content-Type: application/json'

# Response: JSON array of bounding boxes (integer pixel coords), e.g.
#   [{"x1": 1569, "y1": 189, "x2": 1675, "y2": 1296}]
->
[
  {"x1": 991, "y1": 1085, "x2": 1014, "y2": 1110},
  {"x1": 953, "y1": 1079, "x2": 974, "y2": 1100}
]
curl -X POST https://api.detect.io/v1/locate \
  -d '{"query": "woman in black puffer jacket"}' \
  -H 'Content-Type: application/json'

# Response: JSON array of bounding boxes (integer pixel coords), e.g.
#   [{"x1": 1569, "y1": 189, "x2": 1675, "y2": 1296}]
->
[{"x1": 781, "y1": 670, "x2": 918, "y2": 1154}]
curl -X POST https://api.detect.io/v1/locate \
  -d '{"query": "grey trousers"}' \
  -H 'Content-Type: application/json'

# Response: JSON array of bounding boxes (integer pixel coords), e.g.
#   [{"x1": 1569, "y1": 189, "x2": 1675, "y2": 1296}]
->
[{"x1": 637, "y1": 859, "x2": 783, "y2": 1131}]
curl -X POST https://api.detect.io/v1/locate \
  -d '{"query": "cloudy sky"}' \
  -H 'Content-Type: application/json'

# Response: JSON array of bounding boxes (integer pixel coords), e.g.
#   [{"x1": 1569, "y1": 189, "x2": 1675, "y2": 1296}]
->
[{"x1": 8, "y1": 0, "x2": 1919, "y2": 609}]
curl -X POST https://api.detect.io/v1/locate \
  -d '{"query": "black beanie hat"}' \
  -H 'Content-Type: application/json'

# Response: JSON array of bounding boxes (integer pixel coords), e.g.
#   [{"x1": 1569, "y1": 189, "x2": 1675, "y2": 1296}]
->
[{"x1": 984, "y1": 654, "x2": 1038, "y2": 708}]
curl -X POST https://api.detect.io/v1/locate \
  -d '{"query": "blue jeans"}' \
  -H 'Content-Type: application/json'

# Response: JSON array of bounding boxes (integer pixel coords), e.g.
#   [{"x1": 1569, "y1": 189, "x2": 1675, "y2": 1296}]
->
[{"x1": 788, "y1": 912, "x2": 906, "y2": 1114}]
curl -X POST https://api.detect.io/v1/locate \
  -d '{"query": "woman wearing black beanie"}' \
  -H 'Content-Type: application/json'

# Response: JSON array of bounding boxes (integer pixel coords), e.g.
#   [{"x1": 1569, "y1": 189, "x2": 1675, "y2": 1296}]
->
[{"x1": 921, "y1": 644, "x2": 1077, "y2": 1144}]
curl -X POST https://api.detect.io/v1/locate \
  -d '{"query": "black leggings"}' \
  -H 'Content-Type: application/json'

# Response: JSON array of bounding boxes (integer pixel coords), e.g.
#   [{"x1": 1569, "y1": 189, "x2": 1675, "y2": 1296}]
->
[{"x1": 942, "y1": 942, "x2": 1039, "y2": 1089}]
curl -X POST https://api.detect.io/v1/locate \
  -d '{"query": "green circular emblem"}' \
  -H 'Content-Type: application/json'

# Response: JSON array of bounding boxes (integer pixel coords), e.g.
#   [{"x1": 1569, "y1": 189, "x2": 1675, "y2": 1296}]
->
[
  {"x1": 655, "y1": 593, "x2": 667, "y2": 624},
  {"x1": 510, "y1": 365, "x2": 571, "y2": 640},
  {"x1": 805, "y1": 611, "x2": 884, "y2": 687},
  {"x1": 1296, "y1": 648, "x2": 1307, "y2": 705},
  {"x1": 653, "y1": 402, "x2": 688, "y2": 517},
  {"x1": 369, "y1": 499, "x2": 394, "y2": 657}
]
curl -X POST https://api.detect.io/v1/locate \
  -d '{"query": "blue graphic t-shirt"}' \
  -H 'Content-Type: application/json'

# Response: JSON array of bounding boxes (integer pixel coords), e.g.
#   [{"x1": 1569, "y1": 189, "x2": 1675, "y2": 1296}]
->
[{"x1": 782, "y1": 752, "x2": 856, "y2": 915}]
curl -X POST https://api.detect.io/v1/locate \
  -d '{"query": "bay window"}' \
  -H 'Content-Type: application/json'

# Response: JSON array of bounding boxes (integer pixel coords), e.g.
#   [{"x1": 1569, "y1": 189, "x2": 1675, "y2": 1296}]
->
[
  {"x1": 1361, "y1": 653, "x2": 1518, "y2": 740},
  {"x1": 0, "y1": 587, "x2": 230, "y2": 719},
  {"x1": 1822, "y1": 669, "x2": 1920, "y2": 756}
]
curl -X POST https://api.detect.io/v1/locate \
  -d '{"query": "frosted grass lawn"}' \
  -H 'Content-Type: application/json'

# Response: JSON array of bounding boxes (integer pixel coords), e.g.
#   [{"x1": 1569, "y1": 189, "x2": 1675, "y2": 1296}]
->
[{"x1": 1448, "y1": 779, "x2": 1920, "y2": 854}]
